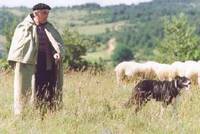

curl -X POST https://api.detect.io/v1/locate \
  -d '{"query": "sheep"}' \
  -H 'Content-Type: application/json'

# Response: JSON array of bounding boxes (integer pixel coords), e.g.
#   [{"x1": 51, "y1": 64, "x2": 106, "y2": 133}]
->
[
  {"x1": 156, "y1": 63, "x2": 176, "y2": 80},
  {"x1": 114, "y1": 61, "x2": 129, "y2": 84},
  {"x1": 144, "y1": 61, "x2": 160, "y2": 78},
  {"x1": 115, "y1": 61, "x2": 175, "y2": 84},
  {"x1": 114, "y1": 61, "x2": 155, "y2": 84},
  {"x1": 114, "y1": 61, "x2": 137, "y2": 84},
  {"x1": 148, "y1": 63, "x2": 175, "y2": 81},
  {"x1": 171, "y1": 61, "x2": 185, "y2": 77},
  {"x1": 171, "y1": 60, "x2": 200, "y2": 85},
  {"x1": 183, "y1": 61, "x2": 200, "y2": 85},
  {"x1": 115, "y1": 60, "x2": 200, "y2": 86},
  {"x1": 145, "y1": 61, "x2": 175, "y2": 81}
]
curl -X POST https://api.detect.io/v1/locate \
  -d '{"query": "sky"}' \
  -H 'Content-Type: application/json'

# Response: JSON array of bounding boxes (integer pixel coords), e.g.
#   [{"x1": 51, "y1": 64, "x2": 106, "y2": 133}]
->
[{"x1": 0, "y1": 0, "x2": 153, "y2": 7}]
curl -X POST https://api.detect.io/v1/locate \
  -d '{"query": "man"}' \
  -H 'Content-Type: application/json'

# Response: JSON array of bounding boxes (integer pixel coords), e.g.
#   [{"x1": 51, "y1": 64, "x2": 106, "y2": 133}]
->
[{"x1": 7, "y1": 3, "x2": 64, "y2": 115}]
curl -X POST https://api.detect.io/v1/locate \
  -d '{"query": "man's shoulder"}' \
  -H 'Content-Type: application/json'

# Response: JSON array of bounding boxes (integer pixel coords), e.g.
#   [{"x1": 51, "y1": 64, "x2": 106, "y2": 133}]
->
[
  {"x1": 16, "y1": 21, "x2": 33, "y2": 30},
  {"x1": 14, "y1": 23, "x2": 33, "y2": 33},
  {"x1": 46, "y1": 22, "x2": 60, "y2": 33},
  {"x1": 46, "y1": 22, "x2": 55, "y2": 28},
  {"x1": 15, "y1": 15, "x2": 34, "y2": 29}
]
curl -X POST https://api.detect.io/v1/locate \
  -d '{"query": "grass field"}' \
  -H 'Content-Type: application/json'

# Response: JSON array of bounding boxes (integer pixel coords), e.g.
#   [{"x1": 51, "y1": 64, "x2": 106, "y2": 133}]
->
[
  {"x1": 0, "y1": 70, "x2": 200, "y2": 134},
  {"x1": 82, "y1": 50, "x2": 111, "y2": 62},
  {"x1": 71, "y1": 21, "x2": 126, "y2": 35}
]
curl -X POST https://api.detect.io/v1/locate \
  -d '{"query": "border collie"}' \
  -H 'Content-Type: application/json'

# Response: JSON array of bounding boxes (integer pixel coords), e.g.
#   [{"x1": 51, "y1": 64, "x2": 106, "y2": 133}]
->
[{"x1": 124, "y1": 76, "x2": 191, "y2": 113}]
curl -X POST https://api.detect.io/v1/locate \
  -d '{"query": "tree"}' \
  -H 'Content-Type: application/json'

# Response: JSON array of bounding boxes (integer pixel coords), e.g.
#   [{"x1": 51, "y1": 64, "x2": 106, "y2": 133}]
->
[
  {"x1": 62, "y1": 28, "x2": 98, "y2": 71},
  {"x1": 111, "y1": 44, "x2": 134, "y2": 65},
  {"x1": 0, "y1": 17, "x2": 19, "y2": 70},
  {"x1": 3, "y1": 19, "x2": 18, "y2": 56},
  {"x1": 155, "y1": 13, "x2": 200, "y2": 63}
]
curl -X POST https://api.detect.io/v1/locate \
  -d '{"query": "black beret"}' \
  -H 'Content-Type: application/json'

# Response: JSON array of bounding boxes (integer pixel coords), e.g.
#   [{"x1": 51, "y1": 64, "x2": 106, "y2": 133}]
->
[{"x1": 32, "y1": 3, "x2": 51, "y2": 11}]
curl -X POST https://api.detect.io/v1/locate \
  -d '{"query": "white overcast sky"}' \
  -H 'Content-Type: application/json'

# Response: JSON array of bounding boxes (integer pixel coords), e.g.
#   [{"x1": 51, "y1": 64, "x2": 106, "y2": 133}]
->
[{"x1": 0, "y1": 0, "x2": 153, "y2": 7}]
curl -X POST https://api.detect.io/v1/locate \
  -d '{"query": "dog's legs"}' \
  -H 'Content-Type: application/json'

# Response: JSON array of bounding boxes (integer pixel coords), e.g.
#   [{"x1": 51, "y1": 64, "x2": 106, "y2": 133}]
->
[
  {"x1": 135, "y1": 99, "x2": 144, "y2": 113},
  {"x1": 171, "y1": 98, "x2": 178, "y2": 119},
  {"x1": 134, "y1": 92, "x2": 145, "y2": 113},
  {"x1": 159, "y1": 103, "x2": 166, "y2": 119},
  {"x1": 159, "y1": 97, "x2": 174, "y2": 118}
]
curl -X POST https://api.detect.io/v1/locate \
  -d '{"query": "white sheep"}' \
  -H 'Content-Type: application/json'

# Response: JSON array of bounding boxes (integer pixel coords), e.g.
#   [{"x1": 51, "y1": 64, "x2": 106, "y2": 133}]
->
[
  {"x1": 171, "y1": 61, "x2": 185, "y2": 77},
  {"x1": 183, "y1": 61, "x2": 200, "y2": 85},
  {"x1": 114, "y1": 61, "x2": 137, "y2": 84},
  {"x1": 115, "y1": 60, "x2": 200, "y2": 86},
  {"x1": 125, "y1": 62, "x2": 155, "y2": 80},
  {"x1": 155, "y1": 63, "x2": 175, "y2": 80},
  {"x1": 171, "y1": 60, "x2": 200, "y2": 85},
  {"x1": 144, "y1": 61, "x2": 160, "y2": 78},
  {"x1": 114, "y1": 61, "x2": 155, "y2": 84},
  {"x1": 144, "y1": 61, "x2": 176, "y2": 80}
]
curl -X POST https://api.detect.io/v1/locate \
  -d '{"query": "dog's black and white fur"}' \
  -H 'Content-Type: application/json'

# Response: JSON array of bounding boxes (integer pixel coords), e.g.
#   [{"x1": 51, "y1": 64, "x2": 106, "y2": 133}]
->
[{"x1": 124, "y1": 76, "x2": 191, "y2": 113}]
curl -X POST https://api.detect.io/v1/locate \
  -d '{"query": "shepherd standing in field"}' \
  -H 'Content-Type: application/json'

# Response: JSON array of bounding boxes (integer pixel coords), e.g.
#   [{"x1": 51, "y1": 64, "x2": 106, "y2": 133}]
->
[{"x1": 7, "y1": 3, "x2": 64, "y2": 115}]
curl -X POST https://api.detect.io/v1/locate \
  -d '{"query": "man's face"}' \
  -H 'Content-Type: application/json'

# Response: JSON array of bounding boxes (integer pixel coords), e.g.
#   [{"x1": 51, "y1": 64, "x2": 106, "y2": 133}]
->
[{"x1": 36, "y1": 9, "x2": 49, "y2": 24}]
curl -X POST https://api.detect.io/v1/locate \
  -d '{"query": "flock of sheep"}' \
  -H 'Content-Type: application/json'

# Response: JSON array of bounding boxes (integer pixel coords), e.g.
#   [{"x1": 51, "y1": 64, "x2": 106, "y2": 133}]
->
[{"x1": 114, "y1": 60, "x2": 200, "y2": 86}]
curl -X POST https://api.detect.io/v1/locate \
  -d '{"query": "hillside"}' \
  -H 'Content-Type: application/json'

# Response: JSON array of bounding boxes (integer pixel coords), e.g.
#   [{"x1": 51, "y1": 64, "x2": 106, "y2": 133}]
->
[{"x1": 1, "y1": 0, "x2": 200, "y2": 61}]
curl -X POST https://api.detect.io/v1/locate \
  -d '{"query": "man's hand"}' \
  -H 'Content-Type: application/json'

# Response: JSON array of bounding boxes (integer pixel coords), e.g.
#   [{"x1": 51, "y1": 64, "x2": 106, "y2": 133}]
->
[{"x1": 53, "y1": 53, "x2": 61, "y2": 63}]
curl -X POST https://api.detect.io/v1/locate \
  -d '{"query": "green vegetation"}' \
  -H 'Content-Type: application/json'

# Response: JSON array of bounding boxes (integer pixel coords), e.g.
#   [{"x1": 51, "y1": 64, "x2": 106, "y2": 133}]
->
[
  {"x1": 111, "y1": 44, "x2": 134, "y2": 65},
  {"x1": 0, "y1": 10, "x2": 18, "y2": 35},
  {"x1": 83, "y1": 51, "x2": 111, "y2": 62},
  {"x1": 62, "y1": 29, "x2": 104, "y2": 71},
  {"x1": 70, "y1": 21, "x2": 126, "y2": 35},
  {"x1": 155, "y1": 14, "x2": 200, "y2": 63}
]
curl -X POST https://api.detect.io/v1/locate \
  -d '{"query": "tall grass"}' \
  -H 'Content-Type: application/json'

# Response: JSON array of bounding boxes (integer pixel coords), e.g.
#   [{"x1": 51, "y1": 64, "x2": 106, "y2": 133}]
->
[{"x1": 0, "y1": 70, "x2": 200, "y2": 134}]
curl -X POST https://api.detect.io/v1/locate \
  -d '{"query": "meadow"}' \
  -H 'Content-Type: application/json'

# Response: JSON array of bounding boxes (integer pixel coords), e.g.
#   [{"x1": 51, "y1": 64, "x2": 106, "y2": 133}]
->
[
  {"x1": 0, "y1": 70, "x2": 200, "y2": 134},
  {"x1": 83, "y1": 50, "x2": 111, "y2": 63},
  {"x1": 70, "y1": 21, "x2": 126, "y2": 35}
]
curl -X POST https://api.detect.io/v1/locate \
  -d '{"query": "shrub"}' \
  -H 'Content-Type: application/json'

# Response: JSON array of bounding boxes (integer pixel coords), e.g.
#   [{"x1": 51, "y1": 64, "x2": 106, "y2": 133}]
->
[
  {"x1": 111, "y1": 44, "x2": 134, "y2": 65},
  {"x1": 0, "y1": 59, "x2": 10, "y2": 71}
]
